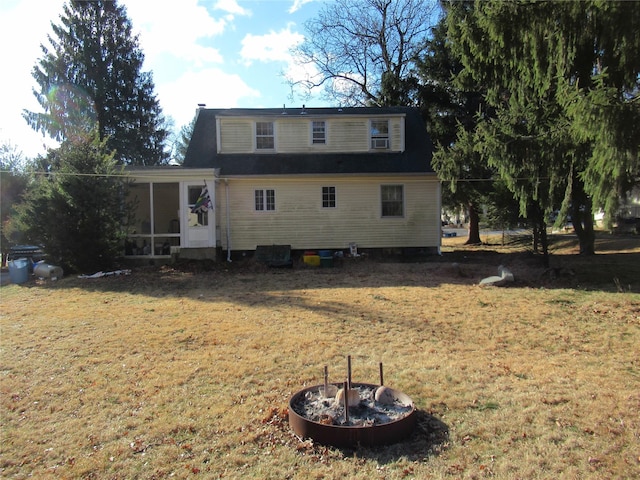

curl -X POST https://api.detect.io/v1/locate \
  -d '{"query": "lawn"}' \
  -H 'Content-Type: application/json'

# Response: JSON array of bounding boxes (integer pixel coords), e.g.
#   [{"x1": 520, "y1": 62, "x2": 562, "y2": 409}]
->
[{"x1": 1, "y1": 233, "x2": 639, "y2": 479}]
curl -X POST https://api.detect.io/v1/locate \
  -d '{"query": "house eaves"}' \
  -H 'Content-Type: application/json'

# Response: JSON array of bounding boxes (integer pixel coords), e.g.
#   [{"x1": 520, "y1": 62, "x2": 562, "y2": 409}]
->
[{"x1": 124, "y1": 166, "x2": 217, "y2": 182}]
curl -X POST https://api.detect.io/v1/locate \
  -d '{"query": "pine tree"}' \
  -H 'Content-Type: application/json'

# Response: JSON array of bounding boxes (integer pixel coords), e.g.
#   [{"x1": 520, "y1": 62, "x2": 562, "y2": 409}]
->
[
  {"x1": 447, "y1": 0, "x2": 640, "y2": 256},
  {"x1": 8, "y1": 131, "x2": 132, "y2": 273},
  {"x1": 24, "y1": 0, "x2": 168, "y2": 166},
  {"x1": 171, "y1": 118, "x2": 196, "y2": 165},
  {"x1": 418, "y1": 14, "x2": 497, "y2": 244},
  {"x1": 1, "y1": 143, "x2": 28, "y2": 262}
]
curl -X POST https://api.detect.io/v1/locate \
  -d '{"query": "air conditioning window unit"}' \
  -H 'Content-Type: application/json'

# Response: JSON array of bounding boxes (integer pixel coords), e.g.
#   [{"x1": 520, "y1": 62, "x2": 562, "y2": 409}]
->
[{"x1": 372, "y1": 138, "x2": 389, "y2": 149}]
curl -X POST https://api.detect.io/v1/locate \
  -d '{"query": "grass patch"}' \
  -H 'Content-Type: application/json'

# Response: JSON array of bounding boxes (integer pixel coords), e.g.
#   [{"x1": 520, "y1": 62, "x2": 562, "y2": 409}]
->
[{"x1": 1, "y1": 233, "x2": 639, "y2": 479}]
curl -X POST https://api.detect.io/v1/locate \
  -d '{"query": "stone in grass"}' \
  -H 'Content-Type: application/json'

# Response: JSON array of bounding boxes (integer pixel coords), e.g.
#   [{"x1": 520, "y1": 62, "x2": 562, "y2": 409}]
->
[{"x1": 479, "y1": 265, "x2": 514, "y2": 287}]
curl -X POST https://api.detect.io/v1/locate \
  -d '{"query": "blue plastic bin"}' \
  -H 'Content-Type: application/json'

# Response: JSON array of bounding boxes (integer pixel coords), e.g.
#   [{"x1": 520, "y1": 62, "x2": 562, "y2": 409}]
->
[{"x1": 8, "y1": 258, "x2": 29, "y2": 284}]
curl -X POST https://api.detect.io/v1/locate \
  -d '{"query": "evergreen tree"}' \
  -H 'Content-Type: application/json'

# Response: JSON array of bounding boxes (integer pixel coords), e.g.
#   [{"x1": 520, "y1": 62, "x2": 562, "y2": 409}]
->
[
  {"x1": 24, "y1": 0, "x2": 169, "y2": 166},
  {"x1": 1, "y1": 143, "x2": 28, "y2": 263},
  {"x1": 171, "y1": 118, "x2": 196, "y2": 165},
  {"x1": 7, "y1": 131, "x2": 133, "y2": 273},
  {"x1": 417, "y1": 13, "x2": 496, "y2": 244},
  {"x1": 447, "y1": 0, "x2": 640, "y2": 256}
]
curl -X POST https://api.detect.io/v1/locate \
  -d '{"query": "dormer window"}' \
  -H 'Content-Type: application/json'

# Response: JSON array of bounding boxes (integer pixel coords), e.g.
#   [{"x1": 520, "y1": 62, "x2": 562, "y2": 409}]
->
[
  {"x1": 256, "y1": 122, "x2": 274, "y2": 150},
  {"x1": 370, "y1": 119, "x2": 389, "y2": 149},
  {"x1": 312, "y1": 121, "x2": 326, "y2": 144}
]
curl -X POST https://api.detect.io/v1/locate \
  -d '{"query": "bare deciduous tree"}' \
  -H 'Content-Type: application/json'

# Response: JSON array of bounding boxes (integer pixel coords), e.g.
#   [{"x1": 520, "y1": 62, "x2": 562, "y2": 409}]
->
[{"x1": 289, "y1": 0, "x2": 439, "y2": 106}]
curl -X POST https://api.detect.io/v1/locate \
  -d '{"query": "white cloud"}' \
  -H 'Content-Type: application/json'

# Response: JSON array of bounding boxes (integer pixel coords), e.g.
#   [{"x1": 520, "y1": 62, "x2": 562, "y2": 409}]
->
[
  {"x1": 240, "y1": 25, "x2": 304, "y2": 65},
  {"x1": 157, "y1": 69, "x2": 260, "y2": 127},
  {"x1": 284, "y1": 59, "x2": 321, "y2": 87},
  {"x1": 125, "y1": 0, "x2": 226, "y2": 67},
  {"x1": 281, "y1": 46, "x2": 327, "y2": 102},
  {"x1": 0, "y1": 0, "x2": 231, "y2": 157},
  {"x1": 0, "y1": 0, "x2": 65, "y2": 157},
  {"x1": 288, "y1": 0, "x2": 314, "y2": 14},
  {"x1": 214, "y1": 0, "x2": 251, "y2": 16}
]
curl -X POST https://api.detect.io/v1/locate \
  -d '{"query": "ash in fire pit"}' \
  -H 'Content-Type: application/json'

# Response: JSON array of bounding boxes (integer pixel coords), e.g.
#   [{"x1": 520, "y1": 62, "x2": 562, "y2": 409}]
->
[
  {"x1": 292, "y1": 383, "x2": 413, "y2": 427},
  {"x1": 288, "y1": 357, "x2": 417, "y2": 447}
]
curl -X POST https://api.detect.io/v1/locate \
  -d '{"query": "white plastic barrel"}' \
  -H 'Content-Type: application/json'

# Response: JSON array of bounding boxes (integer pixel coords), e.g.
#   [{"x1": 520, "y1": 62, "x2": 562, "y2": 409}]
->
[{"x1": 33, "y1": 262, "x2": 64, "y2": 280}]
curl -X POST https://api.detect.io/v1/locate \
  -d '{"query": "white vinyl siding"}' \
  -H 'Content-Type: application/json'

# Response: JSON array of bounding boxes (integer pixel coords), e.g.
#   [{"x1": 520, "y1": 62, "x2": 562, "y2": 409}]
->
[
  {"x1": 277, "y1": 121, "x2": 309, "y2": 151},
  {"x1": 217, "y1": 176, "x2": 439, "y2": 251},
  {"x1": 329, "y1": 119, "x2": 369, "y2": 151},
  {"x1": 218, "y1": 120, "x2": 252, "y2": 153},
  {"x1": 391, "y1": 119, "x2": 404, "y2": 151},
  {"x1": 217, "y1": 115, "x2": 405, "y2": 153}
]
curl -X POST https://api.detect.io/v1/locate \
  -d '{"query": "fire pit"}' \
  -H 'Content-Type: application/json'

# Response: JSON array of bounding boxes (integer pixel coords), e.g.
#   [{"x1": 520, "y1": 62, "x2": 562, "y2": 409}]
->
[{"x1": 288, "y1": 358, "x2": 417, "y2": 447}]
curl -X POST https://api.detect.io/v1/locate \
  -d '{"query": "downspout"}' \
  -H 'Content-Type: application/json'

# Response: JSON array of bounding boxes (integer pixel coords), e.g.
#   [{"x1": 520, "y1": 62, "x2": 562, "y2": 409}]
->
[
  {"x1": 225, "y1": 179, "x2": 232, "y2": 262},
  {"x1": 437, "y1": 179, "x2": 442, "y2": 255}
]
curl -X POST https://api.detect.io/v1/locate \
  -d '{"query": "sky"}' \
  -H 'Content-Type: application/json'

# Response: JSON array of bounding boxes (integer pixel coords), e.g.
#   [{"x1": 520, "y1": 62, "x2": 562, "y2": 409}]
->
[{"x1": 0, "y1": 0, "x2": 327, "y2": 160}]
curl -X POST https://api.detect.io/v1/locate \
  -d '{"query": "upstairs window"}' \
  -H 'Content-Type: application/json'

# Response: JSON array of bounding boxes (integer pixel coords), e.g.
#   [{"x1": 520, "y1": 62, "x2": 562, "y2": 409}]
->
[
  {"x1": 322, "y1": 186, "x2": 336, "y2": 208},
  {"x1": 370, "y1": 119, "x2": 389, "y2": 149},
  {"x1": 381, "y1": 185, "x2": 404, "y2": 217},
  {"x1": 255, "y1": 189, "x2": 275, "y2": 211},
  {"x1": 256, "y1": 122, "x2": 274, "y2": 150},
  {"x1": 312, "y1": 121, "x2": 326, "y2": 144}
]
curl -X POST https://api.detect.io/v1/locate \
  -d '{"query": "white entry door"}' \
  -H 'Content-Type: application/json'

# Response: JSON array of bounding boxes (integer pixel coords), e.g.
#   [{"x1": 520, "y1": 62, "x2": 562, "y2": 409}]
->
[{"x1": 183, "y1": 182, "x2": 215, "y2": 248}]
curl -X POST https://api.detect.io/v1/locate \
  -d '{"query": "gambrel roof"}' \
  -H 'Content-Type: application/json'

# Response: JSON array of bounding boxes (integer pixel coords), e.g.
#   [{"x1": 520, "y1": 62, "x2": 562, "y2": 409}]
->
[{"x1": 182, "y1": 106, "x2": 433, "y2": 175}]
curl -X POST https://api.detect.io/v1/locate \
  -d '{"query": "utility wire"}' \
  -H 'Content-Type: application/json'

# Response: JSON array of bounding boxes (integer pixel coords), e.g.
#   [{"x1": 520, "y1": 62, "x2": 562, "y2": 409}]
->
[
  {"x1": 1, "y1": 169, "x2": 553, "y2": 183},
  {"x1": 0, "y1": 169, "x2": 131, "y2": 178}
]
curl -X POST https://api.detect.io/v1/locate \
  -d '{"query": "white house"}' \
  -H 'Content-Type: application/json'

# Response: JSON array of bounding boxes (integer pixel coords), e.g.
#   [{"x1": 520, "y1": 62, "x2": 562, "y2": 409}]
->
[{"x1": 124, "y1": 106, "x2": 440, "y2": 261}]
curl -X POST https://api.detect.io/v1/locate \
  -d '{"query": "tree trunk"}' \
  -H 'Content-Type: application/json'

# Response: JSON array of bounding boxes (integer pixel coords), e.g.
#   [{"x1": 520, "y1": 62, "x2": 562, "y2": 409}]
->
[
  {"x1": 530, "y1": 204, "x2": 549, "y2": 267},
  {"x1": 532, "y1": 223, "x2": 540, "y2": 253},
  {"x1": 465, "y1": 203, "x2": 482, "y2": 245},
  {"x1": 539, "y1": 220, "x2": 549, "y2": 268},
  {"x1": 572, "y1": 201, "x2": 596, "y2": 255}
]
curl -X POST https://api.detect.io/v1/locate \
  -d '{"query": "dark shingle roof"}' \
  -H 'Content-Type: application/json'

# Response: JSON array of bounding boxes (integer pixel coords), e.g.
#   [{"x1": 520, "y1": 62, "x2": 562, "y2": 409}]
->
[{"x1": 183, "y1": 106, "x2": 433, "y2": 175}]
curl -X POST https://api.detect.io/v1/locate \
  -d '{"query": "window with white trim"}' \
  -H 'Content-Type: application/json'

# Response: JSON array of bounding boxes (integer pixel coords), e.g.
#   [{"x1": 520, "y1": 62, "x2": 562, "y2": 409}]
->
[
  {"x1": 370, "y1": 119, "x2": 389, "y2": 149},
  {"x1": 255, "y1": 189, "x2": 275, "y2": 211},
  {"x1": 256, "y1": 122, "x2": 274, "y2": 150},
  {"x1": 381, "y1": 185, "x2": 403, "y2": 217},
  {"x1": 312, "y1": 121, "x2": 326, "y2": 144},
  {"x1": 322, "y1": 186, "x2": 336, "y2": 208}
]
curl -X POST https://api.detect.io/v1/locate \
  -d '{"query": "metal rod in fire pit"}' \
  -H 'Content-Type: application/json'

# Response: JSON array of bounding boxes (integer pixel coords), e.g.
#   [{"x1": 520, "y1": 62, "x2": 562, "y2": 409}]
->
[
  {"x1": 324, "y1": 365, "x2": 329, "y2": 397},
  {"x1": 347, "y1": 355, "x2": 352, "y2": 389},
  {"x1": 379, "y1": 362, "x2": 384, "y2": 386},
  {"x1": 343, "y1": 380, "x2": 349, "y2": 424}
]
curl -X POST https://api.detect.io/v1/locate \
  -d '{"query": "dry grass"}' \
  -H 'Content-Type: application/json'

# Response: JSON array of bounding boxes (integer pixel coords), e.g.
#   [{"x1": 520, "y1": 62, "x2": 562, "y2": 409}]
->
[{"x1": 1, "y1": 233, "x2": 639, "y2": 479}]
